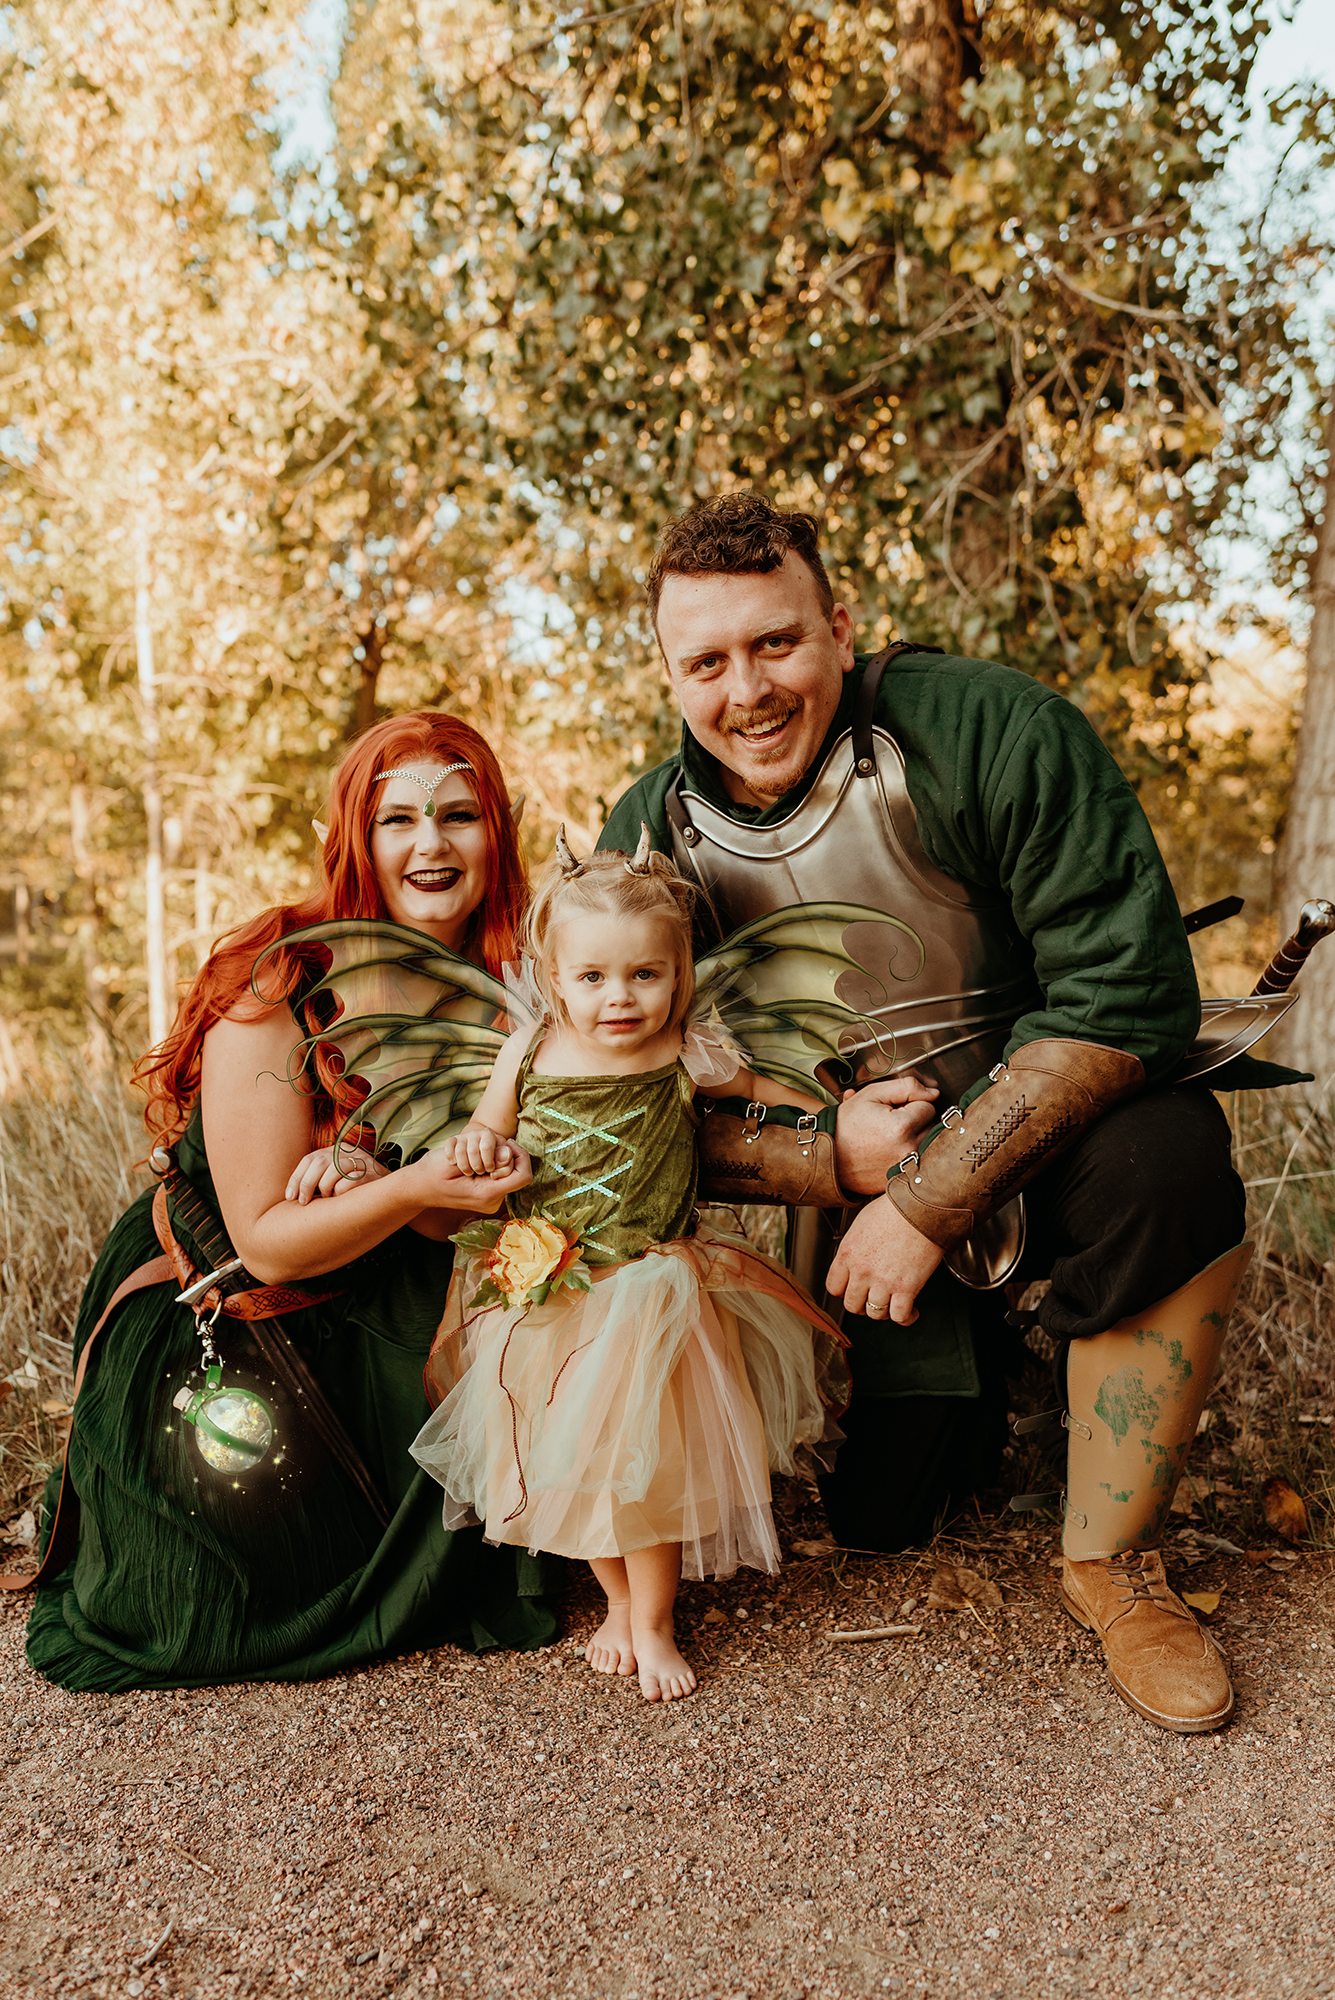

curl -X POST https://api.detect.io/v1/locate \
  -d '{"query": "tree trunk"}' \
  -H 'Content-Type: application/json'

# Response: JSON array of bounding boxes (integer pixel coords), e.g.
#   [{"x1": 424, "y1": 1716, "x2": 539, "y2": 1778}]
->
[
  {"x1": 896, "y1": 0, "x2": 981, "y2": 161},
  {"x1": 1272, "y1": 400, "x2": 1335, "y2": 1081},
  {"x1": 70, "y1": 777, "x2": 111, "y2": 1066},
  {"x1": 134, "y1": 515, "x2": 170, "y2": 1049},
  {"x1": 194, "y1": 845, "x2": 215, "y2": 969},
  {"x1": 353, "y1": 623, "x2": 385, "y2": 738},
  {"x1": 14, "y1": 877, "x2": 29, "y2": 968}
]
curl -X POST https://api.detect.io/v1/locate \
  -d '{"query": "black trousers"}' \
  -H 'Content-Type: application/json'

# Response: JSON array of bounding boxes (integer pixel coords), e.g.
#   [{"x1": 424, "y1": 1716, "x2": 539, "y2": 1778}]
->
[{"x1": 818, "y1": 1085, "x2": 1247, "y2": 1552}]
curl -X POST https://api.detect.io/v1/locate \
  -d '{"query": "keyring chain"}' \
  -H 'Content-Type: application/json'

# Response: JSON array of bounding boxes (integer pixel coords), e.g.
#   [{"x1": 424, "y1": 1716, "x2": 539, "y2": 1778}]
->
[{"x1": 172, "y1": 1291, "x2": 276, "y2": 1475}]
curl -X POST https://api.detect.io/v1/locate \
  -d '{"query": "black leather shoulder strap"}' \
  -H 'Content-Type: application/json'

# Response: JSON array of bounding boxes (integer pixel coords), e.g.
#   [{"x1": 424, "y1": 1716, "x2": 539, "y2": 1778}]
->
[
  {"x1": 663, "y1": 769, "x2": 704, "y2": 878},
  {"x1": 852, "y1": 641, "x2": 944, "y2": 775}
]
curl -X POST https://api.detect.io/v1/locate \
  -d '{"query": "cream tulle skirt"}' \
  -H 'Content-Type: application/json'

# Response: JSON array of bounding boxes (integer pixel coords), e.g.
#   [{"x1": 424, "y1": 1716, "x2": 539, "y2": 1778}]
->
[{"x1": 410, "y1": 1227, "x2": 847, "y2": 1581}]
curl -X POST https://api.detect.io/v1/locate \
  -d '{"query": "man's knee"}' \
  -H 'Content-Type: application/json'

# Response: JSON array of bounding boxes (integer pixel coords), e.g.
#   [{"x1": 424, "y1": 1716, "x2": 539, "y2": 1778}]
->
[{"x1": 1032, "y1": 1084, "x2": 1247, "y2": 1339}]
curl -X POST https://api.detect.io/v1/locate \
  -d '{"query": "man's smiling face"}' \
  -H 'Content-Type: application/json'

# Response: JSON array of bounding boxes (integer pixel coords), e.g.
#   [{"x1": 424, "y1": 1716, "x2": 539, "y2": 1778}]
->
[{"x1": 655, "y1": 553, "x2": 855, "y2": 808}]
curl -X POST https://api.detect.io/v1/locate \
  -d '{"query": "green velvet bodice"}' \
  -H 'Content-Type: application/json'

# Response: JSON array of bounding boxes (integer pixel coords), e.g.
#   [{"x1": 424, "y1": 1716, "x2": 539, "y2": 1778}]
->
[{"x1": 508, "y1": 1052, "x2": 699, "y2": 1264}]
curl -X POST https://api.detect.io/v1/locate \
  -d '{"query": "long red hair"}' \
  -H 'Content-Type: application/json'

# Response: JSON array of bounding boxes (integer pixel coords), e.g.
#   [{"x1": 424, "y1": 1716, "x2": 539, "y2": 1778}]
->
[{"x1": 136, "y1": 712, "x2": 526, "y2": 1145}]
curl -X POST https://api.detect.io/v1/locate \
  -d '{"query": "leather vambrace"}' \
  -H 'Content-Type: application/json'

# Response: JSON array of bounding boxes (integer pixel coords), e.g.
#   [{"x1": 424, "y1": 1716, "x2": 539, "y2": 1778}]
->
[
  {"x1": 885, "y1": 1039, "x2": 1145, "y2": 1251},
  {"x1": 697, "y1": 1098, "x2": 848, "y2": 1208}
]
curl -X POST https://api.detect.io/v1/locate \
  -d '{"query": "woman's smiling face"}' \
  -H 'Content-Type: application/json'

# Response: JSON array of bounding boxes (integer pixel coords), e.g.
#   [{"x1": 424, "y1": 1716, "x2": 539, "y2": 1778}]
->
[{"x1": 369, "y1": 765, "x2": 490, "y2": 950}]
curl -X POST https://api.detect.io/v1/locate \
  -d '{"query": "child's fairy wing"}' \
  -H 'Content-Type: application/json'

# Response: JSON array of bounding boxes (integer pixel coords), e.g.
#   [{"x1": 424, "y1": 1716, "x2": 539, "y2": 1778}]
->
[
  {"x1": 693, "y1": 902, "x2": 926, "y2": 1105},
  {"x1": 253, "y1": 919, "x2": 522, "y2": 1159}
]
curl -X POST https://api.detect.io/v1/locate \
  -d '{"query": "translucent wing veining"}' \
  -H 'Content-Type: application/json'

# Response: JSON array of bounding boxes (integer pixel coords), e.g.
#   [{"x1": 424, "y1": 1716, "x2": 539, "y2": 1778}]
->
[
  {"x1": 694, "y1": 902, "x2": 925, "y2": 1106},
  {"x1": 253, "y1": 919, "x2": 522, "y2": 1160}
]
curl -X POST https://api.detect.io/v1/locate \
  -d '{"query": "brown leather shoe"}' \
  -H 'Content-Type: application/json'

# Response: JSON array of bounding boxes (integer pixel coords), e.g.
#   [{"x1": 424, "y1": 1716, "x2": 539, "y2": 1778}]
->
[{"x1": 1061, "y1": 1549, "x2": 1235, "y2": 1733}]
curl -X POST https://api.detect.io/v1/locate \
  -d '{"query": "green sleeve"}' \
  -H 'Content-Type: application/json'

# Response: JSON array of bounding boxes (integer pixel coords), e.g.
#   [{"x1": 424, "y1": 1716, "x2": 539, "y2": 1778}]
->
[
  {"x1": 885, "y1": 662, "x2": 1200, "y2": 1086},
  {"x1": 597, "y1": 759, "x2": 682, "y2": 856}
]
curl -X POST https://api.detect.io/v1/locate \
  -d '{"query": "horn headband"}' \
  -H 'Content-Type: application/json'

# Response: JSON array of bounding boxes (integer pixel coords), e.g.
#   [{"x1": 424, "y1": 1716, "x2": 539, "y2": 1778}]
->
[
  {"x1": 372, "y1": 761, "x2": 472, "y2": 818},
  {"x1": 624, "y1": 824, "x2": 653, "y2": 876},
  {"x1": 554, "y1": 825, "x2": 587, "y2": 878},
  {"x1": 553, "y1": 822, "x2": 655, "y2": 879}
]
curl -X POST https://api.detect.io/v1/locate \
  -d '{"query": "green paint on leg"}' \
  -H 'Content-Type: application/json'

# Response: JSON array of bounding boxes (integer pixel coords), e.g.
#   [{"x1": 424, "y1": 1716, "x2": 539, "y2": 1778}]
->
[
  {"x1": 1094, "y1": 1365, "x2": 1161, "y2": 1445},
  {"x1": 1098, "y1": 1483, "x2": 1134, "y2": 1503},
  {"x1": 1201, "y1": 1308, "x2": 1225, "y2": 1329},
  {"x1": 1150, "y1": 1441, "x2": 1188, "y2": 1491}
]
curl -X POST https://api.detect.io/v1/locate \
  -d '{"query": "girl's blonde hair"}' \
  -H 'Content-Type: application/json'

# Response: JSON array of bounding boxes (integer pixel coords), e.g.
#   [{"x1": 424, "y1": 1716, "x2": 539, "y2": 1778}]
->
[{"x1": 524, "y1": 837, "x2": 699, "y2": 1032}]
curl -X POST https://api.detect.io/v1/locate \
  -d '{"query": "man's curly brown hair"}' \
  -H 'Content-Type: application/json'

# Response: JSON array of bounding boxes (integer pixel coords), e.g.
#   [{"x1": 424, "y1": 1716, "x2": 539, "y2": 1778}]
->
[{"x1": 645, "y1": 491, "x2": 835, "y2": 625}]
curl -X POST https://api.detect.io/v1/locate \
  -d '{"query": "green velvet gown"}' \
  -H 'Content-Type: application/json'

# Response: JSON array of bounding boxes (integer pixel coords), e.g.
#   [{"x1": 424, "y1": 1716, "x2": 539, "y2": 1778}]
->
[{"x1": 25, "y1": 1108, "x2": 558, "y2": 1691}]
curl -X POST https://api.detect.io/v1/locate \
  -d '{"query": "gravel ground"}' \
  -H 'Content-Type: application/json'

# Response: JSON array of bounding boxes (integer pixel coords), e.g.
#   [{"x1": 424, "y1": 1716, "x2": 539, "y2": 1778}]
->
[{"x1": 4, "y1": 1495, "x2": 1334, "y2": 2000}]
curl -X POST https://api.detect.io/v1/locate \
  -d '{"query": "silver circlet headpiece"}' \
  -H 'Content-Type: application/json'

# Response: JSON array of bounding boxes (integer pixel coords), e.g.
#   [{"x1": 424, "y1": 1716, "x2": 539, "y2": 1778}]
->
[{"x1": 371, "y1": 761, "x2": 473, "y2": 818}]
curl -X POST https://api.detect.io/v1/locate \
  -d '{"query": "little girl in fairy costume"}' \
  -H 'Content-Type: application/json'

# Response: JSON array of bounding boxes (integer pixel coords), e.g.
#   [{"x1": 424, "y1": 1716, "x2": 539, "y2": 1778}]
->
[{"x1": 409, "y1": 831, "x2": 847, "y2": 1703}]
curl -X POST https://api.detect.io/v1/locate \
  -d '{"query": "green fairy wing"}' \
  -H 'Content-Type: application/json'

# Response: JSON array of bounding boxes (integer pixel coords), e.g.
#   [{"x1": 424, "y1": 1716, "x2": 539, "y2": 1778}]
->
[
  {"x1": 693, "y1": 903, "x2": 925, "y2": 1106},
  {"x1": 253, "y1": 920, "x2": 534, "y2": 1161}
]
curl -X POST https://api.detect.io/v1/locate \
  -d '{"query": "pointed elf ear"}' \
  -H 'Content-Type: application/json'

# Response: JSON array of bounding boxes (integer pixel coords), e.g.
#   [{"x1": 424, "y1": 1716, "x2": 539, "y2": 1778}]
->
[
  {"x1": 312, "y1": 818, "x2": 328, "y2": 845},
  {"x1": 509, "y1": 791, "x2": 526, "y2": 826}
]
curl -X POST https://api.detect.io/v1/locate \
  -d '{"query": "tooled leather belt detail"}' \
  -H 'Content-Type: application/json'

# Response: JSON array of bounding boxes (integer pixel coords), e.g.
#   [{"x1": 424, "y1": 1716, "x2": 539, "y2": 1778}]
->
[{"x1": 151, "y1": 1186, "x2": 342, "y2": 1321}]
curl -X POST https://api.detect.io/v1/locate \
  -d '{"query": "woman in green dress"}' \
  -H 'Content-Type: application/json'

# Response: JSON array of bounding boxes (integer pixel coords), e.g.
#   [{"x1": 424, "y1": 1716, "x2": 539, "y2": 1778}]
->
[{"x1": 24, "y1": 713, "x2": 558, "y2": 1691}]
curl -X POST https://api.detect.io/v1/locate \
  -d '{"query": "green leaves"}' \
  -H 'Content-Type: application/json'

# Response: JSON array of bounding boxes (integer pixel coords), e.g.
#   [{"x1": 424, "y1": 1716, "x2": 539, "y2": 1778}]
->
[{"x1": 0, "y1": 0, "x2": 1320, "y2": 1044}]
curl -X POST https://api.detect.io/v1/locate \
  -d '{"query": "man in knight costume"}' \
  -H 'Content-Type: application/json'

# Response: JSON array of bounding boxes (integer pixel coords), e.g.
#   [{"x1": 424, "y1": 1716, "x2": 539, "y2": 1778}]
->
[{"x1": 600, "y1": 491, "x2": 1315, "y2": 1735}]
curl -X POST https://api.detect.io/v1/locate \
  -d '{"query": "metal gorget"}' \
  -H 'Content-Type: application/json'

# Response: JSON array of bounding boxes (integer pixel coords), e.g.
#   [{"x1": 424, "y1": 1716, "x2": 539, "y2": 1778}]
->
[{"x1": 667, "y1": 648, "x2": 1036, "y2": 1290}]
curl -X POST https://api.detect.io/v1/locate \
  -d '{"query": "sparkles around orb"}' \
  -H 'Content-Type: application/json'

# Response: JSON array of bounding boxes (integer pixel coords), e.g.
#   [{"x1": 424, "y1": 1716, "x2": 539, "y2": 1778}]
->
[{"x1": 194, "y1": 1390, "x2": 274, "y2": 1474}]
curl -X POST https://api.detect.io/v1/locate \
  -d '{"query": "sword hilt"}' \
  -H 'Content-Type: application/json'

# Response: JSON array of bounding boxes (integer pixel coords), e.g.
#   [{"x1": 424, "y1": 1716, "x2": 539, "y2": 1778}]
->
[
  {"x1": 1252, "y1": 899, "x2": 1335, "y2": 997},
  {"x1": 151, "y1": 1144, "x2": 241, "y2": 1284}
]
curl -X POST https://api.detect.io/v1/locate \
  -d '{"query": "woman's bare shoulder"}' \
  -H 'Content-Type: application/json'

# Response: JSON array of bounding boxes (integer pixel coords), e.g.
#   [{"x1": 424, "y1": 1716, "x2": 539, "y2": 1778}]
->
[{"x1": 218, "y1": 955, "x2": 295, "y2": 1025}]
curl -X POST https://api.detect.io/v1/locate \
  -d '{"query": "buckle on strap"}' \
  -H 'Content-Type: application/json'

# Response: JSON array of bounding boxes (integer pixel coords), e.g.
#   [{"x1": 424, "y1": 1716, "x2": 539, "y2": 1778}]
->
[
  {"x1": 1012, "y1": 1407, "x2": 1062, "y2": 1438},
  {"x1": 175, "y1": 1259, "x2": 245, "y2": 1310},
  {"x1": 742, "y1": 1101, "x2": 767, "y2": 1145},
  {"x1": 796, "y1": 1111, "x2": 818, "y2": 1157}
]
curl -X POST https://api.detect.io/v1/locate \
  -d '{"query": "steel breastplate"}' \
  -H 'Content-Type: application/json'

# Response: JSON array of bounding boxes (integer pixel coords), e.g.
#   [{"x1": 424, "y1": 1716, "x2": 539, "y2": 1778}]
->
[
  {"x1": 668, "y1": 725, "x2": 1039, "y2": 1107},
  {"x1": 668, "y1": 707, "x2": 1038, "y2": 1291}
]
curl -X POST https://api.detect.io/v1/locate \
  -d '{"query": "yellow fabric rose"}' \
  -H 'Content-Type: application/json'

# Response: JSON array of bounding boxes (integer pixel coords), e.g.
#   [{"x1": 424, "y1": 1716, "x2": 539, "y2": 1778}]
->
[{"x1": 488, "y1": 1218, "x2": 570, "y2": 1304}]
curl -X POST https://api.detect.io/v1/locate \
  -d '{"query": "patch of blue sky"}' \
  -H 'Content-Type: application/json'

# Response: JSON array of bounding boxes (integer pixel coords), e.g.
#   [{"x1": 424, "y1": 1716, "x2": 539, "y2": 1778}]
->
[
  {"x1": 1209, "y1": 3, "x2": 1333, "y2": 624},
  {"x1": 498, "y1": 575, "x2": 576, "y2": 672},
  {"x1": 0, "y1": 424, "x2": 38, "y2": 466},
  {"x1": 268, "y1": 0, "x2": 346, "y2": 176}
]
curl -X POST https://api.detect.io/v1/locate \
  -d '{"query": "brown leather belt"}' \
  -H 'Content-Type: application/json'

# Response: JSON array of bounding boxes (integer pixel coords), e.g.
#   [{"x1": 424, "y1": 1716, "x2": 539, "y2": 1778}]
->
[{"x1": 149, "y1": 1185, "x2": 342, "y2": 1321}]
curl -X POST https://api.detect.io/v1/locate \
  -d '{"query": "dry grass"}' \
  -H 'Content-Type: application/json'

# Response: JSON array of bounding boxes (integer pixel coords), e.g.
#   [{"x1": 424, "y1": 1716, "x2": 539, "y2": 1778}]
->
[
  {"x1": 2, "y1": 1040, "x2": 1332, "y2": 1550},
  {"x1": 1207, "y1": 1088, "x2": 1335, "y2": 1546},
  {"x1": 0, "y1": 1031, "x2": 148, "y2": 1519}
]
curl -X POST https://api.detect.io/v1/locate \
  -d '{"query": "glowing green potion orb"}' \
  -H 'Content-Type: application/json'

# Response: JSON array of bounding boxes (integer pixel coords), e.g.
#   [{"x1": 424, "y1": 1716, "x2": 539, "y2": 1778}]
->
[{"x1": 174, "y1": 1373, "x2": 274, "y2": 1474}]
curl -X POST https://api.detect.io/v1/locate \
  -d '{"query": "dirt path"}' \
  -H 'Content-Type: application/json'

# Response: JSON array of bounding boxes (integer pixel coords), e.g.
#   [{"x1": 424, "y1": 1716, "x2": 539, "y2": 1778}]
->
[{"x1": 4, "y1": 1521, "x2": 1333, "y2": 2000}]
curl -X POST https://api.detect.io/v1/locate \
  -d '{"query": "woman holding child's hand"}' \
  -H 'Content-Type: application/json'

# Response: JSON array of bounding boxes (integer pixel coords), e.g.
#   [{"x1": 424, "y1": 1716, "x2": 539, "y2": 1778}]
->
[{"x1": 25, "y1": 714, "x2": 559, "y2": 1694}]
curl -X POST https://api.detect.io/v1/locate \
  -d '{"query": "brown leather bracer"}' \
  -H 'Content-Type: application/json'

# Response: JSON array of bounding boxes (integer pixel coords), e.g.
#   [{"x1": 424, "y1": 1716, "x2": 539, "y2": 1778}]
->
[
  {"x1": 697, "y1": 1104, "x2": 847, "y2": 1208},
  {"x1": 884, "y1": 1039, "x2": 1145, "y2": 1250}
]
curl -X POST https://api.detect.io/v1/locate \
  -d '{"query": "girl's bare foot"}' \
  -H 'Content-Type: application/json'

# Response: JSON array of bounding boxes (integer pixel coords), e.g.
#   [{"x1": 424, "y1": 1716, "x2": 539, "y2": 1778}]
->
[
  {"x1": 633, "y1": 1624, "x2": 697, "y2": 1703},
  {"x1": 585, "y1": 1603, "x2": 636, "y2": 1676}
]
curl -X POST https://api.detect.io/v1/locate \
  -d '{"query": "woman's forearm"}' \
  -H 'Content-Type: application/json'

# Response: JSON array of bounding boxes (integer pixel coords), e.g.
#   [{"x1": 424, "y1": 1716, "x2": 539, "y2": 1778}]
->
[
  {"x1": 237, "y1": 1163, "x2": 512, "y2": 1281},
  {"x1": 235, "y1": 1160, "x2": 438, "y2": 1281},
  {"x1": 200, "y1": 1006, "x2": 525, "y2": 1282}
]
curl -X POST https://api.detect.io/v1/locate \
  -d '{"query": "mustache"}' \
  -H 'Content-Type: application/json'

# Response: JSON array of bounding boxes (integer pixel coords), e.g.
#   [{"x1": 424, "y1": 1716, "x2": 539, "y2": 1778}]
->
[{"x1": 720, "y1": 693, "x2": 801, "y2": 736}]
